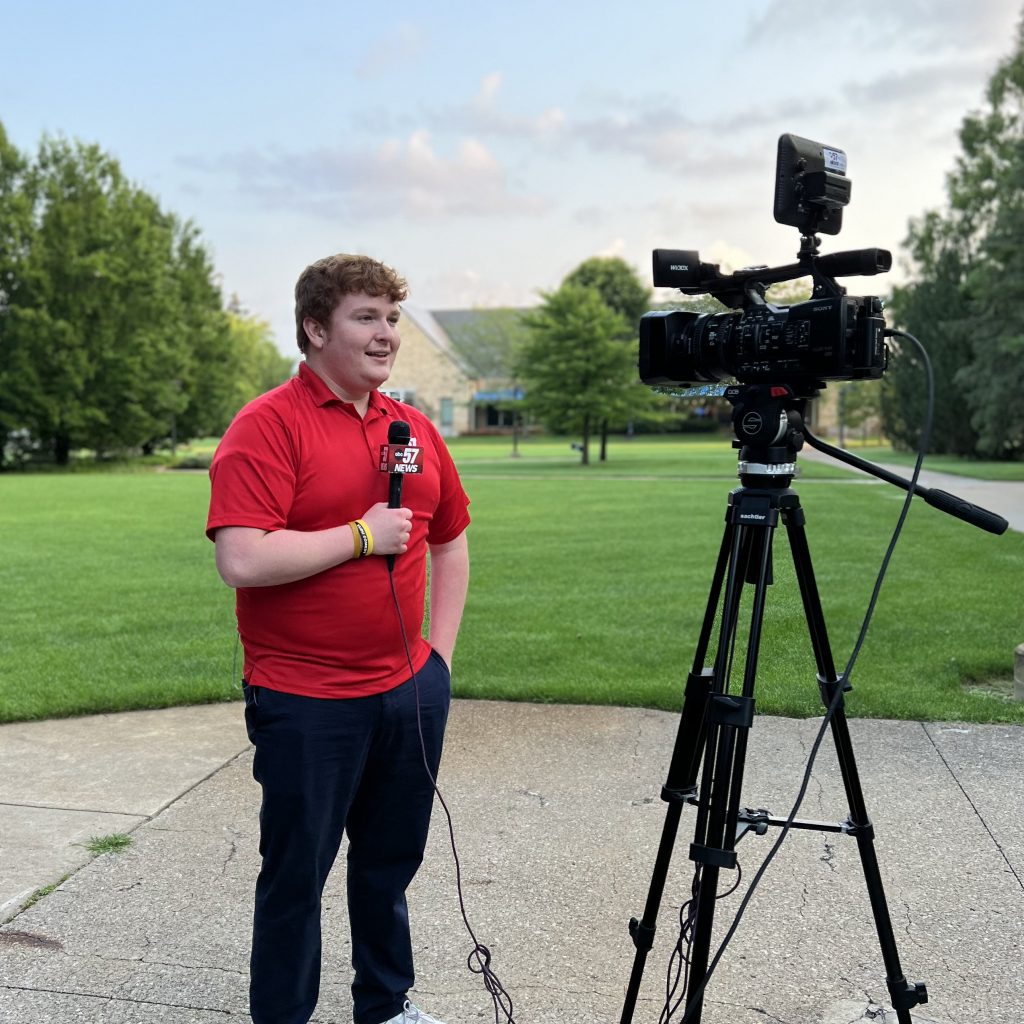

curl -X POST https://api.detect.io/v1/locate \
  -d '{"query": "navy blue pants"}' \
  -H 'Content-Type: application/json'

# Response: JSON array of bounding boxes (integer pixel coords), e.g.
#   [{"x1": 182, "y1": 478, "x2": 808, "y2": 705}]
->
[{"x1": 243, "y1": 651, "x2": 451, "y2": 1024}]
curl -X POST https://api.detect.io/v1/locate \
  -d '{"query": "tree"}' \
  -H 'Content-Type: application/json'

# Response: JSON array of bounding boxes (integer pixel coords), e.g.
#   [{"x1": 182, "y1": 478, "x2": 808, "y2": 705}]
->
[
  {"x1": 225, "y1": 306, "x2": 295, "y2": 412},
  {"x1": 0, "y1": 133, "x2": 214, "y2": 462},
  {"x1": 563, "y1": 256, "x2": 651, "y2": 325},
  {"x1": 837, "y1": 380, "x2": 882, "y2": 445},
  {"x1": 0, "y1": 124, "x2": 36, "y2": 464},
  {"x1": 884, "y1": 212, "x2": 977, "y2": 455},
  {"x1": 950, "y1": 22, "x2": 1024, "y2": 459},
  {"x1": 561, "y1": 256, "x2": 662, "y2": 458},
  {"x1": 166, "y1": 234, "x2": 238, "y2": 444},
  {"x1": 0, "y1": 125, "x2": 284, "y2": 466},
  {"x1": 886, "y1": 15, "x2": 1024, "y2": 459},
  {"x1": 517, "y1": 283, "x2": 640, "y2": 464}
]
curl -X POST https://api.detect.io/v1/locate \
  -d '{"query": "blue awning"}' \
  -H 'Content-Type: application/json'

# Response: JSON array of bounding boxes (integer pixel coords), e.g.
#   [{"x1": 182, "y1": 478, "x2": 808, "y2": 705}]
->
[{"x1": 473, "y1": 388, "x2": 524, "y2": 402}]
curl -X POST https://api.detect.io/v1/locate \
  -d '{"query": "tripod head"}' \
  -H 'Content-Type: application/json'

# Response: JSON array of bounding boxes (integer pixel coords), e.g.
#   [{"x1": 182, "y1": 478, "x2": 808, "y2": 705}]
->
[
  {"x1": 724, "y1": 382, "x2": 817, "y2": 487},
  {"x1": 722, "y1": 381, "x2": 1008, "y2": 535}
]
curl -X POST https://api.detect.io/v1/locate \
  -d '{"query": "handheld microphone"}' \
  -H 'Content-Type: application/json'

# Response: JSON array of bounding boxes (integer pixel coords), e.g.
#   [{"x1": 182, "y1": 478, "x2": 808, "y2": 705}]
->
[
  {"x1": 387, "y1": 420, "x2": 411, "y2": 512},
  {"x1": 381, "y1": 420, "x2": 420, "y2": 570}
]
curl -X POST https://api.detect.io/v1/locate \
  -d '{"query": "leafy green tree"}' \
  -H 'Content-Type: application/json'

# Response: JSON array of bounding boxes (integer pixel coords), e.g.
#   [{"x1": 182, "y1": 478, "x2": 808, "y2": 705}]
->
[
  {"x1": 0, "y1": 126, "x2": 282, "y2": 465},
  {"x1": 885, "y1": 213, "x2": 976, "y2": 455},
  {"x1": 0, "y1": 133, "x2": 213, "y2": 462},
  {"x1": 951, "y1": 23, "x2": 1024, "y2": 458},
  {"x1": 517, "y1": 283, "x2": 641, "y2": 464},
  {"x1": 226, "y1": 307, "x2": 295, "y2": 410},
  {"x1": 886, "y1": 14, "x2": 1024, "y2": 459},
  {"x1": 563, "y1": 256, "x2": 651, "y2": 325},
  {"x1": 166, "y1": 232, "x2": 237, "y2": 444},
  {"x1": 836, "y1": 380, "x2": 882, "y2": 445},
  {"x1": 0, "y1": 125, "x2": 36, "y2": 464},
  {"x1": 562, "y1": 256, "x2": 663, "y2": 458}
]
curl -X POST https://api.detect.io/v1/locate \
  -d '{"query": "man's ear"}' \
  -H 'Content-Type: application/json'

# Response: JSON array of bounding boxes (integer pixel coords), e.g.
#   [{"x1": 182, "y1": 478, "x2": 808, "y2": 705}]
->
[{"x1": 302, "y1": 316, "x2": 325, "y2": 350}]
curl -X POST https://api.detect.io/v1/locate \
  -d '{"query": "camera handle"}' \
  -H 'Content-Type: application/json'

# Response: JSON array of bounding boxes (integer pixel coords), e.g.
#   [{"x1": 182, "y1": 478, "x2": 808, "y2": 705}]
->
[
  {"x1": 620, "y1": 436, "x2": 929, "y2": 1024},
  {"x1": 655, "y1": 234, "x2": 892, "y2": 309}
]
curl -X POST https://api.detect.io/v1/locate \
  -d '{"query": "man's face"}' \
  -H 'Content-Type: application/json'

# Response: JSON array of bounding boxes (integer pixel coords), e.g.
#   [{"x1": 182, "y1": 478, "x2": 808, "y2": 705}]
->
[{"x1": 306, "y1": 291, "x2": 402, "y2": 401}]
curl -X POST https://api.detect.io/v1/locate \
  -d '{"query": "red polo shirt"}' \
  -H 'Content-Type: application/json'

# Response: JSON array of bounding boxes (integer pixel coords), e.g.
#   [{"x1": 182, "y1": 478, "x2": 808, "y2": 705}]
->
[{"x1": 206, "y1": 362, "x2": 470, "y2": 699}]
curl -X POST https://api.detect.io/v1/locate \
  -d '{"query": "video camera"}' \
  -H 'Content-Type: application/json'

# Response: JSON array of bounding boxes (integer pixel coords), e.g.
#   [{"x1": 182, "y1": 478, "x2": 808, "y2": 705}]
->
[{"x1": 639, "y1": 134, "x2": 891, "y2": 388}]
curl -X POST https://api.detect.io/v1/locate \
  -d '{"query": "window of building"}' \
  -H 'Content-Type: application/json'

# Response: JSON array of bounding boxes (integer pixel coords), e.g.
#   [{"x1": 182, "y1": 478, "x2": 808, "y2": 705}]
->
[{"x1": 381, "y1": 388, "x2": 416, "y2": 406}]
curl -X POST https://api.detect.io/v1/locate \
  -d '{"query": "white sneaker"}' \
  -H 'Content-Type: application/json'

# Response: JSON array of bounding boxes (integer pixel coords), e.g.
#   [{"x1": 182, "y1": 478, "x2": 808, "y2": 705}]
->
[{"x1": 379, "y1": 1000, "x2": 447, "y2": 1024}]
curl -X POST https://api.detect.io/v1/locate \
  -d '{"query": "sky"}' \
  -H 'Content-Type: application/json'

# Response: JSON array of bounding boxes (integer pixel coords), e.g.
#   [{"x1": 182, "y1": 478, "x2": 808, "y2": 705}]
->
[{"x1": 2, "y1": 0, "x2": 1021, "y2": 355}]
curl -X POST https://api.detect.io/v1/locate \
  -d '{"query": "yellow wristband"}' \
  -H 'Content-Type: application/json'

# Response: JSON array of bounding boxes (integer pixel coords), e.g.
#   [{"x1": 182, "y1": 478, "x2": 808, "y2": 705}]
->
[
  {"x1": 353, "y1": 519, "x2": 373, "y2": 558},
  {"x1": 349, "y1": 521, "x2": 363, "y2": 559}
]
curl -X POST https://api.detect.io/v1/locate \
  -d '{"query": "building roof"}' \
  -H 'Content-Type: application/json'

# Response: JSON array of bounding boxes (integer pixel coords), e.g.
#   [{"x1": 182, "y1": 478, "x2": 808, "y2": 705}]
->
[
  {"x1": 400, "y1": 304, "x2": 476, "y2": 378},
  {"x1": 431, "y1": 307, "x2": 533, "y2": 379}
]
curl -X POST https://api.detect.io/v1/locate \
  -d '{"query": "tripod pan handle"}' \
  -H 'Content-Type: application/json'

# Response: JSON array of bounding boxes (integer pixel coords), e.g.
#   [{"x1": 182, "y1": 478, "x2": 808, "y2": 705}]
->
[{"x1": 924, "y1": 489, "x2": 1008, "y2": 535}]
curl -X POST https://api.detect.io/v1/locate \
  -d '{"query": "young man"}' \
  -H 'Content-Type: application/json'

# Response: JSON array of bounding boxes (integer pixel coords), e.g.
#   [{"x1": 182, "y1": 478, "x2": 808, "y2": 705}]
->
[{"x1": 207, "y1": 254, "x2": 470, "y2": 1024}]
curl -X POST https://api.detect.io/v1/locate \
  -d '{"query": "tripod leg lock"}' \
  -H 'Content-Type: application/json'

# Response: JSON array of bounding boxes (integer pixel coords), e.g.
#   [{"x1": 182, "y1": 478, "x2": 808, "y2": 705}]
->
[
  {"x1": 628, "y1": 916, "x2": 656, "y2": 953},
  {"x1": 890, "y1": 979, "x2": 928, "y2": 1011},
  {"x1": 689, "y1": 842, "x2": 738, "y2": 870},
  {"x1": 818, "y1": 673, "x2": 851, "y2": 709},
  {"x1": 686, "y1": 667, "x2": 714, "y2": 698},
  {"x1": 707, "y1": 692, "x2": 755, "y2": 729},
  {"x1": 843, "y1": 816, "x2": 876, "y2": 841},
  {"x1": 661, "y1": 784, "x2": 697, "y2": 805}
]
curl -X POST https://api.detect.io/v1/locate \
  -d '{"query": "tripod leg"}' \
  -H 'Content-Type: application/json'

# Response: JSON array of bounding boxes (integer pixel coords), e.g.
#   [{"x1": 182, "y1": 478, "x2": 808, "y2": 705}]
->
[
  {"x1": 683, "y1": 515, "x2": 774, "y2": 1024},
  {"x1": 620, "y1": 524, "x2": 735, "y2": 1024},
  {"x1": 784, "y1": 507, "x2": 928, "y2": 1022},
  {"x1": 665, "y1": 527, "x2": 732, "y2": 796}
]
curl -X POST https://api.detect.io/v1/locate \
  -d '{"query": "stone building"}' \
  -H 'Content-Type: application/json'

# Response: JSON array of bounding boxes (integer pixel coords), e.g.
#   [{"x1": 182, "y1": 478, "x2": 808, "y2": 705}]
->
[
  {"x1": 383, "y1": 306, "x2": 526, "y2": 437},
  {"x1": 382, "y1": 306, "x2": 477, "y2": 437}
]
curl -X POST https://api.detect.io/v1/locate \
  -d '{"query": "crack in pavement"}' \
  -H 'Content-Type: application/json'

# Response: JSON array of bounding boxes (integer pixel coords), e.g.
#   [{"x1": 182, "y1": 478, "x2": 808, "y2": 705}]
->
[{"x1": 920, "y1": 723, "x2": 1023, "y2": 892}]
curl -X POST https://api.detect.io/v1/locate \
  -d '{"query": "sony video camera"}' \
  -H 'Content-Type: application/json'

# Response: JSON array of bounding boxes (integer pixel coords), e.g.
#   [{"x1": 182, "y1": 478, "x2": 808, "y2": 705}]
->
[{"x1": 639, "y1": 134, "x2": 891, "y2": 388}]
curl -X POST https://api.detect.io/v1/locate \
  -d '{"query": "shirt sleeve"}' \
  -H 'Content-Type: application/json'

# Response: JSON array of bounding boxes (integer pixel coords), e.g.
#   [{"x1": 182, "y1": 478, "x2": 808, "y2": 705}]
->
[
  {"x1": 424, "y1": 421, "x2": 471, "y2": 545},
  {"x1": 206, "y1": 403, "x2": 298, "y2": 541}
]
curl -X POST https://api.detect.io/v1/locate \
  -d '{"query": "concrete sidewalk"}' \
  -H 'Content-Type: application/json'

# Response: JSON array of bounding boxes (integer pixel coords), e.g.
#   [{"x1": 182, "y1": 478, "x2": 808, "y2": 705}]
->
[{"x1": 1, "y1": 700, "x2": 1022, "y2": 1023}]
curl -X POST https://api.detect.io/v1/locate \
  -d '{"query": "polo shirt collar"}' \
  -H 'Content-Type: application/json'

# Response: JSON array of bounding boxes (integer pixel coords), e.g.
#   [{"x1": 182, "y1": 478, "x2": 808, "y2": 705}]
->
[{"x1": 297, "y1": 361, "x2": 388, "y2": 419}]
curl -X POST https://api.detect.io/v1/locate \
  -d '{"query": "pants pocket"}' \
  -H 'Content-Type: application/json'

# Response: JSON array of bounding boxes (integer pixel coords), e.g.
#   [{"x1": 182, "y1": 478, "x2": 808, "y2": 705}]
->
[
  {"x1": 428, "y1": 647, "x2": 452, "y2": 677},
  {"x1": 242, "y1": 680, "x2": 260, "y2": 744}
]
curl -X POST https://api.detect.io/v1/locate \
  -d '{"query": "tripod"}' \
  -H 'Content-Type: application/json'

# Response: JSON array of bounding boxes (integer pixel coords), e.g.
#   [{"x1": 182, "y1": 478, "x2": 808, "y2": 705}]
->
[{"x1": 621, "y1": 383, "x2": 932, "y2": 1024}]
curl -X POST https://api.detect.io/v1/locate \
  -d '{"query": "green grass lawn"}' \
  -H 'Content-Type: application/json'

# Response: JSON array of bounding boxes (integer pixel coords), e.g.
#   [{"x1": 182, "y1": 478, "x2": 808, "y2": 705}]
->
[
  {"x1": 1, "y1": 435, "x2": 1021, "y2": 724},
  {"x1": 0, "y1": 472, "x2": 239, "y2": 720}
]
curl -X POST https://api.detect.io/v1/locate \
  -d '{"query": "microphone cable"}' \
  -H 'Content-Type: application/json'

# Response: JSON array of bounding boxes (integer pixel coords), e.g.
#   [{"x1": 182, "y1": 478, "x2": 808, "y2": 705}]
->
[
  {"x1": 386, "y1": 562, "x2": 516, "y2": 1024},
  {"x1": 672, "y1": 329, "x2": 935, "y2": 1022},
  {"x1": 660, "y1": 863, "x2": 743, "y2": 1024}
]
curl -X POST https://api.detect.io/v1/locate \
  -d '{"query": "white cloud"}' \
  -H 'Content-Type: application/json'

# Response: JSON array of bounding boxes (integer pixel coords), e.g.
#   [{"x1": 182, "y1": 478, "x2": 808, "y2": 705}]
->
[
  {"x1": 421, "y1": 266, "x2": 539, "y2": 308},
  {"x1": 597, "y1": 237, "x2": 628, "y2": 258},
  {"x1": 200, "y1": 131, "x2": 549, "y2": 221},
  {"x1": 744, "y1": 0, "x2": 1014, "y2": 53},
  {"x1": 423, "y1": 74, "x2": 568, "y2": 140},
  {"x1": 843, "y1": 59, "x2": 994, "y2": 107},
  {"x1": 476, "y1": 72, "x2": 503, "y2": 107}
]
